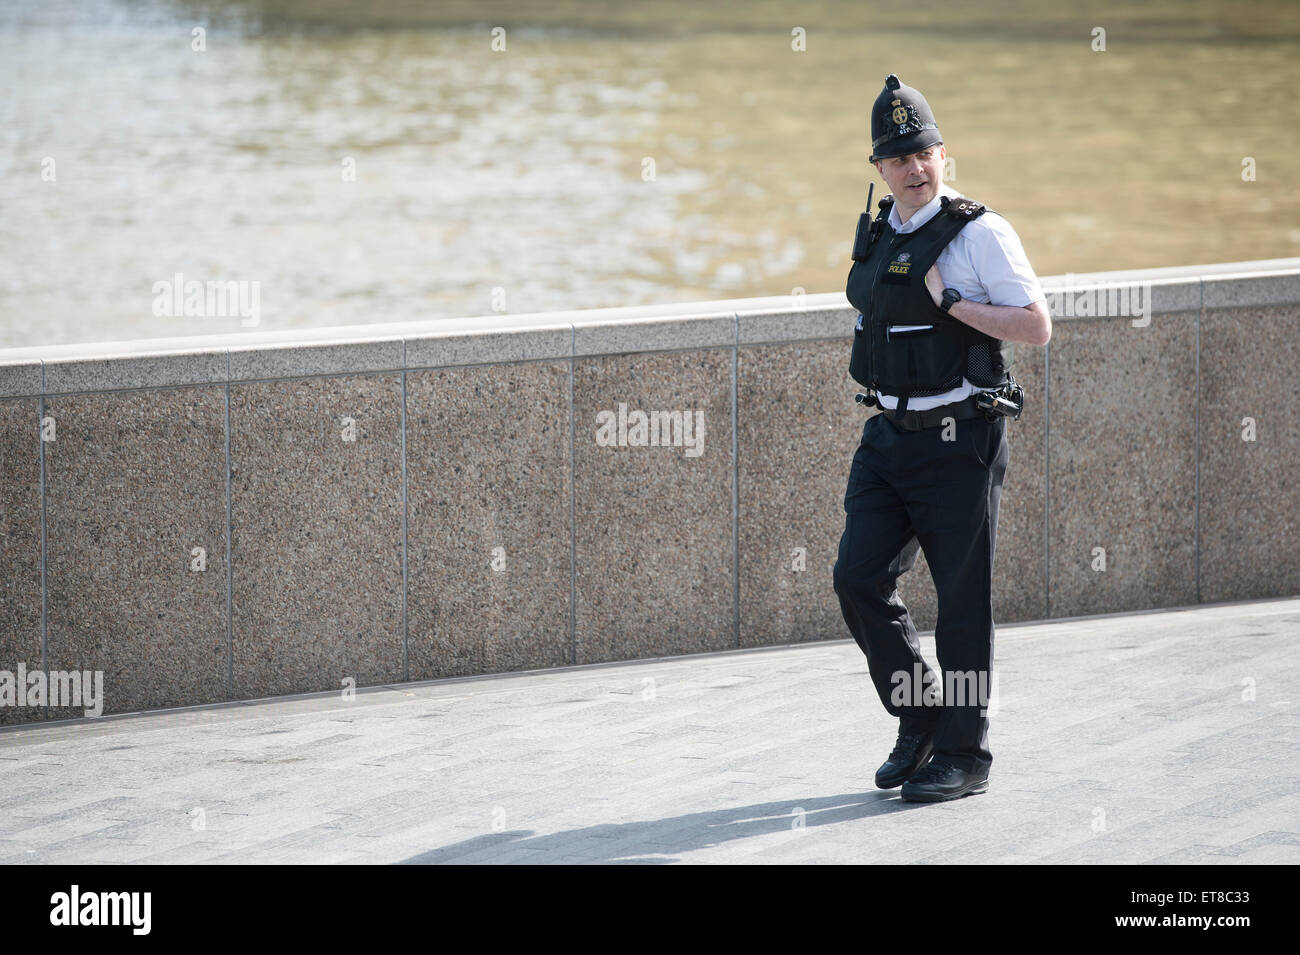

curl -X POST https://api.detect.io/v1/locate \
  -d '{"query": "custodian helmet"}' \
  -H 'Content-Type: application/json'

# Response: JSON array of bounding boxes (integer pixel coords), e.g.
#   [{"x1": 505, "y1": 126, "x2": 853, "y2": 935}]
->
[{"x1": 869, "y1": 74, "x2": 943, "y2": 162}]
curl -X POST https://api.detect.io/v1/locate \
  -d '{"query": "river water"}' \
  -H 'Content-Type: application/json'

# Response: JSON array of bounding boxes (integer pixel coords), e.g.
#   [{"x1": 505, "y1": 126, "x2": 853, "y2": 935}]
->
[{"x1": 2, "y1": 0, "x2": 1297, "y2": 347}]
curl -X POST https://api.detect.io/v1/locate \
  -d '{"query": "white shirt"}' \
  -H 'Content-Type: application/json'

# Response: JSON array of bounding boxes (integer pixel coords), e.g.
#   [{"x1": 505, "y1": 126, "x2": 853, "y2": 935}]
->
[{"x1": 874, "y1": 183, "x2": 1044, "y2": 411}]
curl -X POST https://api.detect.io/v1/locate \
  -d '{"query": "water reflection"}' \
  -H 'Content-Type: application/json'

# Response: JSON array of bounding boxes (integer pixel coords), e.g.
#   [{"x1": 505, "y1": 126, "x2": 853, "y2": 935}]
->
[{"x1": 2, "y1": 0, "x2": 1297, "y2": 346}]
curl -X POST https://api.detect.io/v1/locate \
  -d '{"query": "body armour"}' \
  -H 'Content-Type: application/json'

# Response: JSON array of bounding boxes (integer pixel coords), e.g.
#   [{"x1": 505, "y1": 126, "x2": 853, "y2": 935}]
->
[{"x1": 846, "y1": 193, "x2": 1009, "y2": 411}]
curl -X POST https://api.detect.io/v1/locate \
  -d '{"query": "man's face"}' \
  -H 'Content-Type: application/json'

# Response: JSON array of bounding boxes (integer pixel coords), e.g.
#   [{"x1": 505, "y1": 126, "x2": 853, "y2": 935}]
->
[{"x1": 874, "y1": 144, "x2": 945, "y2": 210}]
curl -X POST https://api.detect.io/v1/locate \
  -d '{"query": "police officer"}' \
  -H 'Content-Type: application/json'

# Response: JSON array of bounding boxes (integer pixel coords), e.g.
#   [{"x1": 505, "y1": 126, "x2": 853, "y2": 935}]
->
[{"x1": 834, "y1": 75, "x2": 1051, "y2": 802}]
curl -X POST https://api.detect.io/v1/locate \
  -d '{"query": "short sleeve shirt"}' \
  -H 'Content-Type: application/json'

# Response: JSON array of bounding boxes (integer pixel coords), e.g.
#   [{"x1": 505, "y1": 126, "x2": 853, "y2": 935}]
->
[{"x1": 875, "y1": 183, "x2": 1044, "y2": 411}]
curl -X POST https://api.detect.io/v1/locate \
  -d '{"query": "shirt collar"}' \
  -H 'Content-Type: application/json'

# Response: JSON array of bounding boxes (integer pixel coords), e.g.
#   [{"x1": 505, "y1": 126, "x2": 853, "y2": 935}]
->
[{"x1": 888, "y1": 183, "x2": 959, "y2": 234}]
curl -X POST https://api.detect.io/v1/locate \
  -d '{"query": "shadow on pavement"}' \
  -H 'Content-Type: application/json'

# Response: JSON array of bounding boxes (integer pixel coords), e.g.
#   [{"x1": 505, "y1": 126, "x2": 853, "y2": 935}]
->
[{"x1": 400, "y1": 789, "x2": 934, "y2": 864}]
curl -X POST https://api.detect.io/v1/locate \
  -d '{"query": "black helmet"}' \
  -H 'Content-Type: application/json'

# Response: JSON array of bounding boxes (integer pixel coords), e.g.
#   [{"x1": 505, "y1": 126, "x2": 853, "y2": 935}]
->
[{"x1": 869, "y1": 74, "x2": 943, "y2": 162}]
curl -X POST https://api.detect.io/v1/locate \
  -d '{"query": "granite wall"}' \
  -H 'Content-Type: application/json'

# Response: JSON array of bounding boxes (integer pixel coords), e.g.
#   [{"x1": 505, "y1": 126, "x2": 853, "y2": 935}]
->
[{"x1": 1, "y1": 261, "x2": 1296, "y2": 723}]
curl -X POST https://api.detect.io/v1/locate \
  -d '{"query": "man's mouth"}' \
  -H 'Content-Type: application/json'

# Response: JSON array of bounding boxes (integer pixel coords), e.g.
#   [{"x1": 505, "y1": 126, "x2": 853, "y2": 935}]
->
[{"x1": 907, "y1": 181, "x2": 928, "y2": 191}]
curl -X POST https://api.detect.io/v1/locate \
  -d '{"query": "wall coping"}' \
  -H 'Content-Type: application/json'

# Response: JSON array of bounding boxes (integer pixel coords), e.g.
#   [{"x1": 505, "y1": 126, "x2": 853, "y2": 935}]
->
[{"x1": 2, "y1": 258, "x2": 1298, "y2": 397}]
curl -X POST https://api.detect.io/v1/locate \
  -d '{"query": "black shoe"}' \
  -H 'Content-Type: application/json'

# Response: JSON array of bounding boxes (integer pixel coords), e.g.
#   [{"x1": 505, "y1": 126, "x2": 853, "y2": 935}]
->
[
  {"x1": 874, "y1": 730, "x2": 935, "y2": 789},
  {"x1": 900, "y1": 757, "x2": 989, "y2": 802}
]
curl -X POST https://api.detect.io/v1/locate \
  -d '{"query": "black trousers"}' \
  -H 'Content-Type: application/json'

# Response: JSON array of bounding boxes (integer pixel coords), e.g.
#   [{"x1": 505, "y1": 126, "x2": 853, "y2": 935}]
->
[{"x1": 832, "y1": 410, "x2": 1008, "y2": 774}]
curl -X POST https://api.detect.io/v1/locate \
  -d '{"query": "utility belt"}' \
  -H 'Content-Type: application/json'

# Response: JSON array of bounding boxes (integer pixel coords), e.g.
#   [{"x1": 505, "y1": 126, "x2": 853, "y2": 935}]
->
[{"x1": 854, "y1": 376, "x2": 1024, "y2": 432}]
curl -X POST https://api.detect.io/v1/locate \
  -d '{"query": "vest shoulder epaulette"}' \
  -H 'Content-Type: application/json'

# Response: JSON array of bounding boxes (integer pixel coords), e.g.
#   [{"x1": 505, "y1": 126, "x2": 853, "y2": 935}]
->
[{"x1": 943, "y1": 196, "x2": 987, "y2": 220}]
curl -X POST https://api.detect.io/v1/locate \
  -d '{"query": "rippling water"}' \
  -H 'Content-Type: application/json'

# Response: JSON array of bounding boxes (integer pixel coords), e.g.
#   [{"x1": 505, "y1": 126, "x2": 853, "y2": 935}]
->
[{"x1": 2, "y1": 0, "x2": 1298, "y2": 347}]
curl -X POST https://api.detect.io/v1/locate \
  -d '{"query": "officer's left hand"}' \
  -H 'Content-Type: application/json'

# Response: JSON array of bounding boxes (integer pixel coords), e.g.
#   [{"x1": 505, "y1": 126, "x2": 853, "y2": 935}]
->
[{"x1": 924, "y1": 263, "x2": 945, "y2": 308}]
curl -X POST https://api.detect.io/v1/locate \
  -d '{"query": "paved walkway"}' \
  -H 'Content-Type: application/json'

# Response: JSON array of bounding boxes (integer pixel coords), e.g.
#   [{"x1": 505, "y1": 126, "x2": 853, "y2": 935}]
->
[{"x1": 2, "y1": 598, "x2": 1297, "y2": 864}]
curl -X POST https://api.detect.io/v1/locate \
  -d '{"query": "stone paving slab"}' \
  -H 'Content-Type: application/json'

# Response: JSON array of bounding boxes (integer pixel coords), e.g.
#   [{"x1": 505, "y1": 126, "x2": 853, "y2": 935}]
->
[{"x1": 0, "y1": 598, "x2": 1297, "y2": 865}]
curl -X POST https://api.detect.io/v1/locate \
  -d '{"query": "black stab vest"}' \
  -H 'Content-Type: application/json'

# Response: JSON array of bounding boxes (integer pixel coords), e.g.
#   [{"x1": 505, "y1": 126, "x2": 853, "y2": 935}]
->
[{"x1": 846, "y1": 194, "x2": 1009, "y2": 410}]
